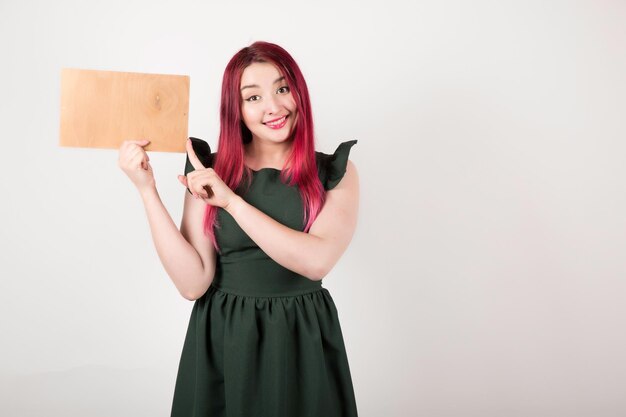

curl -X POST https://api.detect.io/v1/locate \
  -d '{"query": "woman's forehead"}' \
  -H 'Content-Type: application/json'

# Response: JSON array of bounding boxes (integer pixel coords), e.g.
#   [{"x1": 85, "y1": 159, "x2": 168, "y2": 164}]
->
[{"x1": 241, "y1": 63, "x2": 283, "y2": 86}]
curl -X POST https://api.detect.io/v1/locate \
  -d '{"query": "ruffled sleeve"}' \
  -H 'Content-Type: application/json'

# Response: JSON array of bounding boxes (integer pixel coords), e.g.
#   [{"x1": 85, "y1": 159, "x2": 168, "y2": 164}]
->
[
  {"x1": 317, "y1": 140, "x2": 358, "y2": 191},
  {"x1": 184, "y1": 137, "x2": 214, "y2": 195}
]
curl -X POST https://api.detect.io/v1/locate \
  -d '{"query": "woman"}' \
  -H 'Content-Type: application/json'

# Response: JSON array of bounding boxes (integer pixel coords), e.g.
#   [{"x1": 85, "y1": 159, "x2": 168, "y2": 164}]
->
[{"x1": 119, "y1": 41, "x2": 359, "y2": 417}]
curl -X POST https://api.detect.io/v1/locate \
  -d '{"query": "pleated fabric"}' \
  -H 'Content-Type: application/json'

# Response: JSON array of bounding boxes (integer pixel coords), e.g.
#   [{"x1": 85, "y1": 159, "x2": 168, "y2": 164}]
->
[
  {"x1": 171, "y1": 286, "x2": 358, "y2": 417},
  {"x1": 171, "y1": 138, "x2": 359, "y2": 417}
]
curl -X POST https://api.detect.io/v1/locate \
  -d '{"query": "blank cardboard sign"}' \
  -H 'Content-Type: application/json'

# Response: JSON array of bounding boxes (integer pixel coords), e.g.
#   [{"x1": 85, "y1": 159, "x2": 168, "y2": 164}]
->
[{"x1": 59, "y1": 68, "x2": 190, "y2": 153}]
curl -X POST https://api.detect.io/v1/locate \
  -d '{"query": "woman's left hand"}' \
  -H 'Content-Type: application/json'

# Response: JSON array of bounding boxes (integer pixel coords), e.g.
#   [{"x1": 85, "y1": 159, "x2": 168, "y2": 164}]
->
[{"x1": 177, "y1": 139, "x2": 238, "y2": 209}]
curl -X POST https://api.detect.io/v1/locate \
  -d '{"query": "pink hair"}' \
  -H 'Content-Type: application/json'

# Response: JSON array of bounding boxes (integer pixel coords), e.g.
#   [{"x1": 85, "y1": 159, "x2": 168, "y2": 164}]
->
[{"x1": 202, "y1": 41, "x2": 326, "y2": 254}]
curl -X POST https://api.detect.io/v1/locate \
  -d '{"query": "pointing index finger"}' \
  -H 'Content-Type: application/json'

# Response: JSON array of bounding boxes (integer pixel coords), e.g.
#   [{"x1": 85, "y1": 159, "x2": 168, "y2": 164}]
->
[{"x1": 186, "y1": 138, "x2": 206, "y2": 170}]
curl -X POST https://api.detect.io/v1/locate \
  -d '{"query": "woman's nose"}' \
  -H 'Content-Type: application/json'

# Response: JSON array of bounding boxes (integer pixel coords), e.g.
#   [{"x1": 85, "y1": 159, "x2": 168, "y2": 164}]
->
[{"x1": 265, "y1": 95, "x2": 281, "y2": 114}]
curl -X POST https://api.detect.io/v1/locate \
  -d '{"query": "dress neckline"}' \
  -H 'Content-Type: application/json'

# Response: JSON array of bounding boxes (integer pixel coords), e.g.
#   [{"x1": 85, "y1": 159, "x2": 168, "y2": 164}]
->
[{"x1": 246, "y1": 166, "x2": 282, "y2": 173}]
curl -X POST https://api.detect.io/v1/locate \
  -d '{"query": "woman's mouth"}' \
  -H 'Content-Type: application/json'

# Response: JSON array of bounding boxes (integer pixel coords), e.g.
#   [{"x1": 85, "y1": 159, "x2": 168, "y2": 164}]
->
[{"x1": 264, "y1": 115, "x2": 288, "y2": 130}]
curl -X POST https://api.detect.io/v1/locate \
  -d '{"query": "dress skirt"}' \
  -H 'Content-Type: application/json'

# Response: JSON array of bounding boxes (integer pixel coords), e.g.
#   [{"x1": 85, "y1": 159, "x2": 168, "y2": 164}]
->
[{"x1": 170, "y1": 284, "x2": 359, "y2": 417}]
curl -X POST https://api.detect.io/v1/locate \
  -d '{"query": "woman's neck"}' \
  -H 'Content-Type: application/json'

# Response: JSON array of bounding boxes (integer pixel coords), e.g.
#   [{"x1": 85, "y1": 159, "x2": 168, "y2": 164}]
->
[{"x1": 244, "y1": 140, "x2": 292, "y2": 169}]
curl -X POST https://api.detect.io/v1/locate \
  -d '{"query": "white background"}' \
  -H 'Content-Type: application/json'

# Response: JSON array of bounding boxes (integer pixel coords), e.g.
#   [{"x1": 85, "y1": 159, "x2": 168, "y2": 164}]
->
[{"x1": 1, "y1": 0, "x2": 625, "y2": 416}]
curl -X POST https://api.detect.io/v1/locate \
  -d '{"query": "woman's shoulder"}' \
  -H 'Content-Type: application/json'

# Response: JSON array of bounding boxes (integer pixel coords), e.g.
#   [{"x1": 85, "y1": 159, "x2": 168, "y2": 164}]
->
[{"x1": 315, "y1": 140, "x2": 358, "y2": 191}]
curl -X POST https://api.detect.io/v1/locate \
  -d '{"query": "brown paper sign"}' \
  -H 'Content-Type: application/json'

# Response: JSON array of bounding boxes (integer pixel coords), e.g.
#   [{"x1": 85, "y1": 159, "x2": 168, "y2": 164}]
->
[{"x1": 59, "y1": 68, "x2": 190, "y2": 153}]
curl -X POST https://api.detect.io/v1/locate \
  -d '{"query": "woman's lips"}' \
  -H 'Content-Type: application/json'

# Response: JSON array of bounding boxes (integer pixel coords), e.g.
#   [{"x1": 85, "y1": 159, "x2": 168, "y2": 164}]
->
[{"x1": 264, "y1": 115, "x2": 288, "y2": 129}]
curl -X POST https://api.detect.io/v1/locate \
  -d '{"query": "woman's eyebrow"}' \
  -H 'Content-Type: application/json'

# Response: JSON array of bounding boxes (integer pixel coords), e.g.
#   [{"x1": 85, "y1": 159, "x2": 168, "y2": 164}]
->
[{"x1": 240, "y1": 76, "x2": 286, "y2": 91}]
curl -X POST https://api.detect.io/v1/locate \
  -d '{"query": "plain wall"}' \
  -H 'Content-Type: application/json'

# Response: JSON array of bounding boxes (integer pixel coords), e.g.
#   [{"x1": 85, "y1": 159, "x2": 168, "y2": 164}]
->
[{"x1": 1, "y1": 0, "x2": 625, "y2": 415}]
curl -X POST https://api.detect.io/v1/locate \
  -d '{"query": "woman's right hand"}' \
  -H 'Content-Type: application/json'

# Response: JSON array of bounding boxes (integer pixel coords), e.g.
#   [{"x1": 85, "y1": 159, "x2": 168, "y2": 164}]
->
[{"x1": 118, "y1": 139, "x2": 155, "y2": 192}]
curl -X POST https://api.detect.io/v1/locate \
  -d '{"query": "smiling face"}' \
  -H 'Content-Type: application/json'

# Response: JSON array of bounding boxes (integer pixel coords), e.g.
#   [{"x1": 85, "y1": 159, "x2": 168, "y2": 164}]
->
[{"x1": 239, "y1": 62, "x2": 298, "y2": 145}]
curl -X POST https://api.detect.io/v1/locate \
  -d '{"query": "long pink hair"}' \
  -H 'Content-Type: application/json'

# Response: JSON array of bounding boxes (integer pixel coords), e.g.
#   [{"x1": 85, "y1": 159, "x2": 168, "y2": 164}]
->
[{"x1": 203, "y1": 41, "x2": 325, "y2": 254}]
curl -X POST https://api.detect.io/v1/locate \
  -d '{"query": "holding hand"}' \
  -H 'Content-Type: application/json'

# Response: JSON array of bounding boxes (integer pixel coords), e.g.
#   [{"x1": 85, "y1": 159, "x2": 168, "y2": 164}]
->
[
  {"x1": 178, "y1": 139, "x2": 238, "y2": 209},
  {"x1": 118, "y1": 139, "x2": 155, "y2": 193}
]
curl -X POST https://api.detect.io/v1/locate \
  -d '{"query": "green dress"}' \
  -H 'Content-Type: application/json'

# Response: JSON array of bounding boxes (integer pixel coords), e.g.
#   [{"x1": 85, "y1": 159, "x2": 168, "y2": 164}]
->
[{"x1": 170, "y1": 137, "x2": 359, "y2": 417}]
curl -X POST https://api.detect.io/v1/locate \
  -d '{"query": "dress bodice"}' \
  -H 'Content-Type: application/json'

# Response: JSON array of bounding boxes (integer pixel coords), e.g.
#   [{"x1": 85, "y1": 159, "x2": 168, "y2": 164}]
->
[{"x1": 183, "y1": 137, "x2": 357, "y2": 296}]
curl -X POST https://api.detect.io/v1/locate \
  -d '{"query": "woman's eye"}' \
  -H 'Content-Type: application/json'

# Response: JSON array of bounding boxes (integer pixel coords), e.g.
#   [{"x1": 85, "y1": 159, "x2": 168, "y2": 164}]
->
[{"x1": 245, "y1": 86, "x2": 289, "y2": 102}]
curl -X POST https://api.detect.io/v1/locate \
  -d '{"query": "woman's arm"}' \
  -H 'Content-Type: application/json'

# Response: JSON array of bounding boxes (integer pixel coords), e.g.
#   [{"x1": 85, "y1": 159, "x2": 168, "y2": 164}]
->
[
  {"x1": 140, "y1": 186, "x2": 216, "y2": 300},
  {"x1": 224, "y1": 160, "x2": 360, "y2": 281}
]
